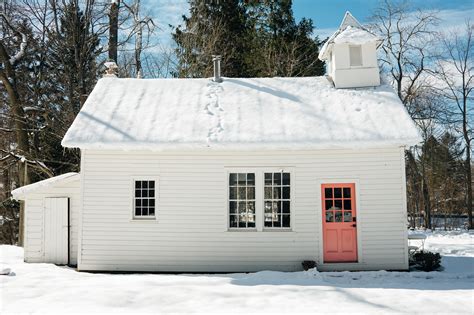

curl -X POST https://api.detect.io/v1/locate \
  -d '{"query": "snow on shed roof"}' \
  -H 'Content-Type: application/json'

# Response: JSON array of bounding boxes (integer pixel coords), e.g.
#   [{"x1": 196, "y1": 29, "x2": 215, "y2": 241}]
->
[
  {"x1": 11, "y1": 173, "x2": 79, "y2": 200},
  {"x1": 61, "y1": 76, "x2": 421, "y2": 150}
]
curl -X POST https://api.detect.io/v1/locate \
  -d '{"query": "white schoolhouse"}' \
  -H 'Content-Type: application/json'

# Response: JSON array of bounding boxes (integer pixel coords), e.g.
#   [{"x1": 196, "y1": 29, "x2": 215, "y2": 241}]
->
[{"x1": 12, "y1": 12, "x2": 420, "y2": 272}]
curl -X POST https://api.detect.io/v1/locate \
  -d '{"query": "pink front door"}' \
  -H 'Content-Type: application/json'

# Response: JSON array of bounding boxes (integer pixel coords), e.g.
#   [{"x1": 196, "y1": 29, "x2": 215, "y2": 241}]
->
[{"x1": 322, "y1": 183, "x2": 358, "y2": 263}]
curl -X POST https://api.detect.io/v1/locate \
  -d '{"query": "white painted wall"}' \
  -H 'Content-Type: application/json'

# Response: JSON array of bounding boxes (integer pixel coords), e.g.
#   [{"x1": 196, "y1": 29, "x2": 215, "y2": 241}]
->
[
  {"x1": 330, "y1": 42, "x2": 380, "y2": 88},
  {"x1": 23, "y1": 178, "x2": 80, "y2": 264},
  {"x1": 78, "y1": 148, "x2": 408, "y2": 272}
]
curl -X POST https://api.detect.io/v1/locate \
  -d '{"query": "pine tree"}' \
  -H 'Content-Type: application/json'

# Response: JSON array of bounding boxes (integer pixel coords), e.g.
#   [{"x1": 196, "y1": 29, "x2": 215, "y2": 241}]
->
[
  {"x1": 246, "y1": 0, "x2": 325, "y2": 77},
  {"x1": 409, "y1": 133, "x2": 466, "y2": 229},
  {"x1": 48, "y1": 1, "x2": 101, "y2": 115},
  {"x1": 172, "y1": 0, "x2": 251, "y2": 78},
  {"x1": 44, "y1": 1, "x2": 101, "y2": 173},
  {"x1": 172, "y1": 0, "x2": 325, "y2": 78}
]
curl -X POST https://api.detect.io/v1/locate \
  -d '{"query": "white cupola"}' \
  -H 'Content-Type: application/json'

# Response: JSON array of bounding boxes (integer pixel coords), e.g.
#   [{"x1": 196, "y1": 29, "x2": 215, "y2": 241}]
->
[{"x1": 318, "y1": 12, "x2": 382, "y2": 89}]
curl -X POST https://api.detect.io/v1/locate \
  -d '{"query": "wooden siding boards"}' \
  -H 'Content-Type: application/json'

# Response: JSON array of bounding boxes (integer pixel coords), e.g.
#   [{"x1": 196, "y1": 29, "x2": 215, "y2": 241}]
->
[
  {"x1": 24, "y1": 179, "x2": 80, "y2": 264},
  {"x1": 78, "y1": 148, "x2": 409, "y2": 272}
]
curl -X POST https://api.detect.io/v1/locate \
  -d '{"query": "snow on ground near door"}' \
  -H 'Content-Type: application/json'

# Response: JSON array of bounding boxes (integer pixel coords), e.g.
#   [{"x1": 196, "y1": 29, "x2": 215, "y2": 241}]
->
[{"x1": 1, "y1": 231, "x2": 473, "y2": 314}]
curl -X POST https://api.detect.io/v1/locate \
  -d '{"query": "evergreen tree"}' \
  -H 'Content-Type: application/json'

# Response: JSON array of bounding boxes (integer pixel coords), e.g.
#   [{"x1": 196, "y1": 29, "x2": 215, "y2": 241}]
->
[
  {"x1": 172, "y1": 0, "x2": 325, "y2": 78},
  {"x1": 246, "y1": 0, "x2": 325, "y2": 77},
  {"x1": 48, "y1": 1, "x2": 101, "y2": 116},
  {"x1": 172, "y1": 0, "x2": 251, "y2": 78},
  {"x1": 407, "y1": 133, "x2": 466, "y2": 229},
  {"x1": 44, "y1": 1, "x2": 101, "y2": 173}
]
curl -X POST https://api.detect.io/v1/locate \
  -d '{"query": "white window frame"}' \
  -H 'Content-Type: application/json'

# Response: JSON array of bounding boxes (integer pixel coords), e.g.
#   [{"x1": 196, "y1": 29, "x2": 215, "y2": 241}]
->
[
  {"x1": 225, "y1": 168, "x2": 293, "y2": 232},
  {"x1": 228, "y1": 172, "x2": 257, "y2": 230},
  {"x1": 349, "y1": 45, "x2": 363, "y2": 67},
  {"x1": 263, "y1": 171, "x2": 292, "y2": 230},
  {"x1": 131, "y1": 176, "x2": 159, "y2": 221}
]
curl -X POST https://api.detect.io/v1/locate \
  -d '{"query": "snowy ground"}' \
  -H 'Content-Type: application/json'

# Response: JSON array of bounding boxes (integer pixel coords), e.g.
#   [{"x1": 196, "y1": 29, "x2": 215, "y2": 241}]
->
[{"x1": 1, "y1": 231, "x2": 473, "y2": 314}]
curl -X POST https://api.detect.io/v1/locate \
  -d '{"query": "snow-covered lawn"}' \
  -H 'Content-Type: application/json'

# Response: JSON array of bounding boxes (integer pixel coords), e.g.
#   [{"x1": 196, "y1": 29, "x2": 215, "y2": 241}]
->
[{"x1": 1, "y1": 231, "x2": 473, "y2": 314}]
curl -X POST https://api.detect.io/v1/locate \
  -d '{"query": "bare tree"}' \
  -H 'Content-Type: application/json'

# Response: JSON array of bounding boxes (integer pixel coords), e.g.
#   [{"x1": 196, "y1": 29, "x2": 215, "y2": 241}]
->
[
  {"x1": 0, "y1": 7, "x2": 30, "y2": 246},
  {"x1": 0, "y1": 0, "x2": 105, "y2": 244},
  {"x1": 370, "y1": 0, "x2": 441, "y2": 229},
  {"x1": 0, "y1": 11, "x2": 30, "y2": 180},
  {"x1": 121, "y1": 0, "x2": 155, "y2": 78},
  {"x1": 142, "y1": 46, "x2": 178, "y2": 78},
  {"x1": 433, "y1": 21, "x2": 473, "y2": 229},
  {"x1": 370, "y1": 0, "x2": 439, "y2": 115}
]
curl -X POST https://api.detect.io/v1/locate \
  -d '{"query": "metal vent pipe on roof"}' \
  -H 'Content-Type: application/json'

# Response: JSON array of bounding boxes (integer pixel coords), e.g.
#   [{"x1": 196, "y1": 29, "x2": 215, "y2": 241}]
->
[{"x1": 212, "y1": 55, "x2": 222, "y2": 83}]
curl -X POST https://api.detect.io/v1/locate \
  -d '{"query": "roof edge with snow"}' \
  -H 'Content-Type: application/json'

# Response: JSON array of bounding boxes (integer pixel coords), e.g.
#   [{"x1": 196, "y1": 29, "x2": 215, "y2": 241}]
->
[
  {"x1": 62, "y1": 139, "x2": 420, "y2": 151},
  {"x1": 11, "y1": 172, "x2": 80, "y2": 200}
]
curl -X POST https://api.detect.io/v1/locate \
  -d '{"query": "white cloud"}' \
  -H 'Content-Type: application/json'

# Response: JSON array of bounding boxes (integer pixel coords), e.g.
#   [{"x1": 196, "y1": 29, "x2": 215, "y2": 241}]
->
[{"x1": 436, "y1": 7, "x2": 474, "y2": 34}]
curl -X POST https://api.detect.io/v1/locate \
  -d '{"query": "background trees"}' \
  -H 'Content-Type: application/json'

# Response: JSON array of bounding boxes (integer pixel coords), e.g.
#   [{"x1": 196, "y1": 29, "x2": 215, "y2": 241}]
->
[
  {"x1": 172, "y1": 0, "x2": 252, "y2": 78},
  {"x1": 172, "y1": 0, "x2": 324, "y2": 78},
  {"x1": 0, "y1": 0, "x2": 472, "y2": 244},
  {"x1": 371, "y1": 0, "x2": 472, "y2": 230},
  {"x1": 433, "y1": 22, "x2": 473, "y2": 229}
]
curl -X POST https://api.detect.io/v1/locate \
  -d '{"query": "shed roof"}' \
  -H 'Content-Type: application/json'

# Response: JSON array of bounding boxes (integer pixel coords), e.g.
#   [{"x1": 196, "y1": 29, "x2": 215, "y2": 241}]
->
[
  {"x1": 61, "y1": 76, "x2": 421, "y2": 150},
  {"x1": 11, "y1": 173, "x2": 79, "y2": 200}
]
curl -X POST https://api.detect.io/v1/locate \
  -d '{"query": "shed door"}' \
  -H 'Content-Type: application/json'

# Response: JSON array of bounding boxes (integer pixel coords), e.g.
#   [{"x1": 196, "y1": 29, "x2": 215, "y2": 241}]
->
[
  {"x1": 322, "y1": 183, "x2": 358, "y2": 263},
  {"x1": 44, "y1": 197, "x2": 69, "y2": 264}
]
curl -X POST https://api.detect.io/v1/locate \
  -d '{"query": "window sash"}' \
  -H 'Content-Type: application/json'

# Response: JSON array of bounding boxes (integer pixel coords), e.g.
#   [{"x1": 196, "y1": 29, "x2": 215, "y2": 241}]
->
[
  {"x1": 133, "y1": 180, "x2": 156, "y2": 218},
  {"x1": 349, "y1": 45, "x2": 363, "y2": 67},
  {"x1": 263, "y1": 172, "x2": 291, "y2": 228},
  {"x1": 228, "y1": 173, "x2": 256, "y2": 229}
]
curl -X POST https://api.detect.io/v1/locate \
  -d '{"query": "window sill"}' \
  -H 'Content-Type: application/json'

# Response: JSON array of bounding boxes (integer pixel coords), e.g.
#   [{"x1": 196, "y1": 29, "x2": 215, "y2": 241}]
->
[
  {"x1": 227, "y1": 228, "x2": 258, "y2": 232},
  {"x1": 226, "y1": 228, "x2": 294, "y2": 232},
  {"x1": 130, "y1": 217, "x2": 157, "y2": 223},
  {"x1": 263, "y1": 228, "x2": 293, "y2": 232}
]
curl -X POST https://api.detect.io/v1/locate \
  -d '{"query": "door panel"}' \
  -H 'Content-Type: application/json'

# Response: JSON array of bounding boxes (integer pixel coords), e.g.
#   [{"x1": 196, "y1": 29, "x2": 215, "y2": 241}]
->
[
  {"x1": 322, "y1": 183, "x2": 357, "y2": 263},
  {"x1": 326, "y1": 229, "x2": 339, "y2": 252},
  {"x1": 44, "y1": 198, "x2": 69, "y2": 264},
  {"x1": 341, "y1": 229, "x2": 355, "y2": 252}
]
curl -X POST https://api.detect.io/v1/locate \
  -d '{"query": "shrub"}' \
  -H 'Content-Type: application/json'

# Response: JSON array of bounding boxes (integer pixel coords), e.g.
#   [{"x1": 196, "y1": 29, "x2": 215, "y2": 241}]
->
[
  {"x1": 410, "y1": 251, "x2": 442, "y2": 271},
  {"x1": 302, "y1": 260, "x2": 316, "y2": 271}
]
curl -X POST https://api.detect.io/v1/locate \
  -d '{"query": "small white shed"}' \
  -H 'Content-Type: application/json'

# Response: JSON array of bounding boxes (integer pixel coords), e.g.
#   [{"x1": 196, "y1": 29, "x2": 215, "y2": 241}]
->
[{"x1": 11, "y1": 173, "x2": 80, "y2": 265}]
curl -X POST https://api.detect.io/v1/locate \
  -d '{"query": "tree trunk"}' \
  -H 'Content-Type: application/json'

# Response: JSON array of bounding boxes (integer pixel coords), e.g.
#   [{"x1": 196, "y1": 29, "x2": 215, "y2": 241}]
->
[
  {"x1": 422, "y1": 179, "x2": 431, "y2": 229},
  {"x1": 109, "y1": 0, "x2": 120, "y2": 62},
  {"x1": 465, "y1": 140, "x2": 472, "y2": 229}
]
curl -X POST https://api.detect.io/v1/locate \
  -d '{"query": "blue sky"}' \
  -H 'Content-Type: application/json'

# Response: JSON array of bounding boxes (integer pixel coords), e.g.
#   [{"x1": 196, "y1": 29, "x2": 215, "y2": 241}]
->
[
  {"x1": 145, "y1": 0, "x2": 474, "y2": 45},
  {"x1": 293, "y1": 0, "x2": 474, "y2": 38}
]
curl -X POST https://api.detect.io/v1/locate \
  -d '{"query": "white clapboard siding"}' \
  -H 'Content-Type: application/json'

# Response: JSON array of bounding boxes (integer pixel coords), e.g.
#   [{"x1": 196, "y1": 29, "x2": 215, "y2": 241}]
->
[
  {"x1": 79, "y1": 148, "x2": 408, "y2": 272},
  {"x1": 24, "y1": 178, "x2": 80, "y2": 264}
]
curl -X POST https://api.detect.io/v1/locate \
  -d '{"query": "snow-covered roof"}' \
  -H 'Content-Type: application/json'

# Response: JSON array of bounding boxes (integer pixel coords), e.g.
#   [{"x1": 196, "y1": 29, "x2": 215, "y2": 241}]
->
[
  {"x1": 333, "y1": 26, "x2": 379, "y2": 45},
  {"x1": 319, "y1": 11, "x2": 381, "y2": 60},
  {"x1": 11, "y1": 173, "x2": 79, "y2": 200},
  {"x1": 61, "y1": 76, "x2": 421, "y2": 150}
]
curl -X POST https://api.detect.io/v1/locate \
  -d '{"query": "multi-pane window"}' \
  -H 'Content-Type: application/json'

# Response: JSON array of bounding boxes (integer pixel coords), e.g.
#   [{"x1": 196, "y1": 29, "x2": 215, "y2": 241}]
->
[
  {"x1": 324, "y1": 185, "x2": 353, "y2": 223},
  {"x1": 134, "y1": 180, "x2": 155, "y2": 218},
  {"x1": 229, "y1": 173, "x2": 256, "y2": 228},
  {"x1": 349, "y1": 45, "x2": 363, "y2": 67},
  {"x1": 264, "y1": 172, "x2": 290, "y2": 228}
]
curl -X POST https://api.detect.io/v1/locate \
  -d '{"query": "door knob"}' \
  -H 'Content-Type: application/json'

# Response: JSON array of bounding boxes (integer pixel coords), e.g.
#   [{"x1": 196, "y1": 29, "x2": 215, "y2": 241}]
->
[{"x1": 352, "y1": 224, "x2": 357, "y2": 227}]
